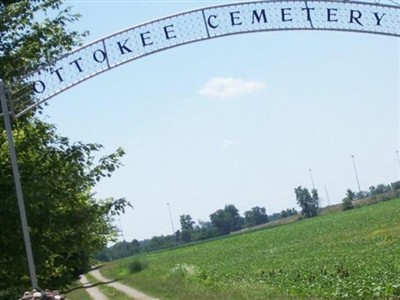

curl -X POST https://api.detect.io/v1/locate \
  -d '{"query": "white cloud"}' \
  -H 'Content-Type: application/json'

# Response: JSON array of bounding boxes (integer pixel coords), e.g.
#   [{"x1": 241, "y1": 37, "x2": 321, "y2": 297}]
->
[
  {"x1": 199, "y1": 77, "x2": 265, "y2": 99},
  {"x1": 222, "y1": 139, "x2": 234, "y2": 147}
]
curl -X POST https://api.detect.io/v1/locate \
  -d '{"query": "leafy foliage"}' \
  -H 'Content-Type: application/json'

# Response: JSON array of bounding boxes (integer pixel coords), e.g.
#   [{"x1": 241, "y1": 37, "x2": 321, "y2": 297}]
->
[
  {"x1": 244, "y1": 206, "x2": 269, "y2": 228},
  {"x1": 0, "y1": 0, "x2": 130, "y2": 297},
  {"x1": 180, "y1": 214, "x2": 195, "y2": 231},
  {"x1": 127, "y1": 259, "x2": 147, "y2": 274},
  {"x1": 0, "y1": 1, "x2": 88, "y2": 75},
  {"x1": 179, "y1": 214, "x2": 195, "y2": 242},
  {"x1": 0, "y1": 119, "x2": 130, "y2": 293},
  {"x1": 295, "y1": 186, "x2": 319, "y2": 218},
  {"x1": 280, "y1": 207, "x2": 297, "y2": 218},
  {"x1": 209, "y1": 204, "x2": 243, "y2": 236},
  {"x1": 0, "y1": 0, "x2": 88, "y2": 116},
  {"x1": 342, "y1": 189, "x2": 355, "y2": 210}
]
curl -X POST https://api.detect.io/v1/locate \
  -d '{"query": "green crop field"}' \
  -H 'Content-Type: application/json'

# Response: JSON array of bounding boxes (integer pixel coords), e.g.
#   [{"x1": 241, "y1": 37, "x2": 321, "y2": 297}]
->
[{"x1": 101, "y1": 199, "x2": 400, "y2": 299}]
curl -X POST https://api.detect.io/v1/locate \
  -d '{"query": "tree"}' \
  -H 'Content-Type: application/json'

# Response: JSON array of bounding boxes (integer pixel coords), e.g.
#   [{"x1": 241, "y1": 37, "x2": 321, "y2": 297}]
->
[
  {"x1": 192, "y1": 220, "x2": 216, "y2": 241},
  {"x1": 0, "y1": 1, "x2": 130, "y2": 297},
  {"x1": 0, "y1": 1, "x2": 86, "y2": 74},
  {"x1": 391, "y1": 181, "x2": 400, "y2": 191},
  {"x1": 0, "y1": 0, "x2": 88, "y2": 116},
  {"x1": 342, "y1": 197, "x2": 354, "y2": 211},
  {"x1": 342, "y1": 189, "x2": 355, "y2": 211},
  {"x1": 369, "y1": 184, "x2": 391, "y2": 195},
  {"x1": 210, "y1": 209, "x2": 233, "y2": 235},
  {"x1": 280, "y1": 208, "x2": 297, "y2": 219},
  {"x1": 294, "y1": 186, "x2": 319, "y2": 218},
  {"x1": 210, "y1": 204, "x2": 243, "y2": 235},
  {"x1": 355, "y1": 190, "x2": 369, "y2": 199},
  {"x1": 0, "y1": 120, "x2": 130, "y2": 294},
  {"x1": 179, "y1": 214, "x2": 195, "y2": 243},
  {"x1": 180, "y1": 214, "x2": 195, "y2": 231},
  {"x1": 244, "y1": 206, "x2": 268, "y2": 228},
  {"x1": 346, "y1": 189, "x2": 356, "y2": 201},
  {"x1": 224, "y1": 204, "x2": 243, "y2": 231},
  {"x1": 130, "y1": 239, "x2": 141, "y2": 255}
]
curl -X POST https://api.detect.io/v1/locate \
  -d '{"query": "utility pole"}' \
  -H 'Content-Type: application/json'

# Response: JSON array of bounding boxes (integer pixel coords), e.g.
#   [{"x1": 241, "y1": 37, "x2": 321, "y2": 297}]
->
[
  {"x1": 351, "y1": 155, "x2": 361, "y2": 193},
  {"x1": 324, "y1": 185, "x2": 331, "y2": 206},
  {"x1": 308, "y1": 168, "x2": 316, "y2": 190},
  {"x1": 167, "y1": 202, "x2": 175, "y2": 235},
  {"x1": 0, "y1": 80, "x2": 38, "y2": 289}
]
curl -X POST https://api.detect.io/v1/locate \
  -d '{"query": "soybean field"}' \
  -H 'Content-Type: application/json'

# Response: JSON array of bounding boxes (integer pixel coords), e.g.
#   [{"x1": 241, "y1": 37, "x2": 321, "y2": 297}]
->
[{"x1": 101, "y1": 198, "x2": 400, "y2": 299}]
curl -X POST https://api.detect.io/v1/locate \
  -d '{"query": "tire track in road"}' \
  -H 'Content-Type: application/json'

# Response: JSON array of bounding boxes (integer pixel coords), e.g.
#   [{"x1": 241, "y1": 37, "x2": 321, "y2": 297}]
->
[
  {"x1": 79, "y1": 274, "x2": 108, "y2": 300},
  {"x1": 89, "y1": 269, "x2": 160, "y2": 300}
]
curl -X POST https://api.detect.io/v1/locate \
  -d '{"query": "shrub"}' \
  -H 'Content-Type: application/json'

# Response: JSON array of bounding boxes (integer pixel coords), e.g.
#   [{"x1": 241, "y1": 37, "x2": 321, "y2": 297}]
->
[
  {"x1": 127, "y1": 259, "x2": 147, "y2": 274},
  {"x1": 342, "y1": 197, "x2": 354, "y2": 211}
]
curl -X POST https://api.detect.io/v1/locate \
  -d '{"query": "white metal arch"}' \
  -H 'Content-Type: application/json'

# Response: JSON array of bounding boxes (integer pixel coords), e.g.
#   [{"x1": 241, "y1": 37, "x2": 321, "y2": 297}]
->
[{"x1": 11, "y1": 0, "x2": 400, "y2": 117}]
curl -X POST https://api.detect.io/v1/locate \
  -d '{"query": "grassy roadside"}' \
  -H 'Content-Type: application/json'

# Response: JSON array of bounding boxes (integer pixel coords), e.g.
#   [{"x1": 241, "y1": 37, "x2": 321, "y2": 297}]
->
[{"x1": 101, "y1": 198, "x2": 400, "y2": 299}]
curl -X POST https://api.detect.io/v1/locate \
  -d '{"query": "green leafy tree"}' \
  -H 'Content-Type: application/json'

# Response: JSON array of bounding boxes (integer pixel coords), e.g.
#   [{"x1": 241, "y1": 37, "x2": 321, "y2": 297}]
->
[
  {"x1": 342, "y1": 189, "x2": 355, "y2": 210},
  {"x1": 179, "y1": 214, "x2": 195, "y2": 243},
  {"x1": 145, "y1": 235, "x2": 174, "y2": 251},
  {"x1": 391, "y1": 181, "x2": 400, "y2": 190},
  {"x1": 295, "y1": 186, "x2": 319, "y2": 218},
  {"x1": 0, "y1": 0, "x2": 88, "y2": 116},
  {"x1": 180, "y1": 214, "x2": 195, "y2": 231},
  {"x1": 0, "y1": 120, "x2": 130, "y2": 294},
  {"x1": 192, "y1": 220, "x2": 216, "y2": 241},
  {"x1": 342, "y1": 197, "x2": 354, "y2": 211},
  {"x1": 210, "y1": 209, "x2": 233, "y2": 235},
  {"x1": 369, "y1": 184, "x2": 391, "y2": 195},
  {"x1": 346, "y1": 189, "x2": 356, "y2": 201},
  {"x1": 210, "y1": 204, "x2": 243, "y2": 235},
  {"x1": 244, "y1": 206, "x2": 268, "y2": 228},
  {"x1": 0, "y1": 1, "x2": 130, "y2": 297},
  {"x1": 224, "y1": 204, "x2": 243, "y2": 231}
]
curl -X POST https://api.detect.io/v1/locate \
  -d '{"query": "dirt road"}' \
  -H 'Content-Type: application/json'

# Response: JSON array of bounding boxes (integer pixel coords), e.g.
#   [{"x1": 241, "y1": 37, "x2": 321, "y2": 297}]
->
[
  {"x1": 89, "y1": 269, "x2": 160, "y2": 300},
  {"x1": 79, "y1": 274, "x2": 107, "y2": 300}
]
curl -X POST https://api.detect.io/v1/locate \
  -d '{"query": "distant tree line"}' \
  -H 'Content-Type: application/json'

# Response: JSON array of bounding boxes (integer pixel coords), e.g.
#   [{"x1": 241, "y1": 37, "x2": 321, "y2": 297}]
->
[
  {"x1": 95, "y1": 203, "x2": 297, "y2": 261},
  {"x1": 96, "y1": 180, "x2": 400, "y2": 262},
  {"x1": 342, "y1": 180, "x2": 400, "y2": 211}
]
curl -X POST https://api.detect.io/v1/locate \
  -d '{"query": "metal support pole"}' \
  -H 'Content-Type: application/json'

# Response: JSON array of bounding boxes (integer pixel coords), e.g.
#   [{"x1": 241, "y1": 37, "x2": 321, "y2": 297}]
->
[{"x1": 0, "y1": 80, "x2": 38, "y2": 289}]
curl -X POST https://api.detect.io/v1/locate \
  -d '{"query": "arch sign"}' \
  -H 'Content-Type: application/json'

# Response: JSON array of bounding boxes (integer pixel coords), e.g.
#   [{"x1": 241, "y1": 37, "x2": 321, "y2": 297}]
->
[
  {"x1": 2, "y1": 0, "x2": 399, "y2": 290},
  {"x1": 13, "y1": 0, "x2": 400, "y2": 116}
]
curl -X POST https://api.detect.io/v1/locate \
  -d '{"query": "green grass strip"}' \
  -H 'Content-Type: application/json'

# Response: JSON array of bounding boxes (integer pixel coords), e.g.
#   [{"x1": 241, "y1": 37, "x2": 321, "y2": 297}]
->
[{"x1": 85, "y1": 272, "x2": 132, "y2": 300}]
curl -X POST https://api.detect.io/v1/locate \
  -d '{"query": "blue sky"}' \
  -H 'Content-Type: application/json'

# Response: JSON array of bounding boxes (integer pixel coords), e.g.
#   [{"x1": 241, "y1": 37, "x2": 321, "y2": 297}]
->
[{"x1": 43, "y1": 0, "x2": 400, "y2": 241}]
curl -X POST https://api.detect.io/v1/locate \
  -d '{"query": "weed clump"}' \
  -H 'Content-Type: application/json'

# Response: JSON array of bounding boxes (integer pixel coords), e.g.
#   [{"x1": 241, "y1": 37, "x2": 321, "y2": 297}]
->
[{"x1": 127, "y1": 259, "x2": 147, "y2": 274}]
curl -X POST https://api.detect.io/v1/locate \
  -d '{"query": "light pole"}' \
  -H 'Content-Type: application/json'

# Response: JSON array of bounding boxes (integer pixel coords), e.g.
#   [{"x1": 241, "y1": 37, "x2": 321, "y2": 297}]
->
[
  {"x1": 351, "y1": 155, "x2": 361, "y2": 193},
  {"x1": 166, "y1": 203, "x2": 175, "y2": 236},
  {"x1": 308, "y1": 168, "x2": 315, "y2": 190},
  {"x1": 0, "y1": 80, "x2": 38, "y2": 289},
  {"x1": 324, "y1": 185, "x2": 331, "y2": 206}
]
